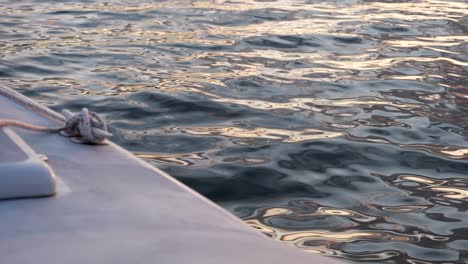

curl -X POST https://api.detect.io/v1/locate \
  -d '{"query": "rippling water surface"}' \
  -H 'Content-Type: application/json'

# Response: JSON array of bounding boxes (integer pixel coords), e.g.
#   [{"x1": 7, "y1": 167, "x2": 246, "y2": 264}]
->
[{"x1": 1, "y1": 0, "x2": 468, "y2": 263}]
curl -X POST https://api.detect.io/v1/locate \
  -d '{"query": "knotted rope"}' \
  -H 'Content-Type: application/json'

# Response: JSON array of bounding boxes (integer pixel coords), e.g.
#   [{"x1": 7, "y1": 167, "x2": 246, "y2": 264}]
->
[
  {"x1": 61, "y1": 108, "x2": 111, "y2": 144},
  {"x1": 0, "y1": 85, "x2": 112, "y2": 144}
]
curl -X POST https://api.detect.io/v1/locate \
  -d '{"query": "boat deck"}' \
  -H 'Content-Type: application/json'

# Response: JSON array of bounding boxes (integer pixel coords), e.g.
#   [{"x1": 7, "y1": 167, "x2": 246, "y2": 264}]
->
[{"x1": 0, "y1": 86, "x2": 344, "y2": 264}]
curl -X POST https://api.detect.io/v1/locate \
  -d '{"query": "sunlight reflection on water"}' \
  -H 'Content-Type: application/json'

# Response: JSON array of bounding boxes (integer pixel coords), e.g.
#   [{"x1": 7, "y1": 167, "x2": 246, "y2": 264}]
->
[{"x1": 1, "y1": 0, "x2": 467, "y2": 263}]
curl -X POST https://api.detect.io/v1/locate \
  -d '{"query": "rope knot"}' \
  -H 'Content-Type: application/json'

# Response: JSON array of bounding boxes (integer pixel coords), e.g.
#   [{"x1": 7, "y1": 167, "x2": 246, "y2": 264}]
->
[{"x1": 60, "y1": 108, "x2": 112, "y2": 144}]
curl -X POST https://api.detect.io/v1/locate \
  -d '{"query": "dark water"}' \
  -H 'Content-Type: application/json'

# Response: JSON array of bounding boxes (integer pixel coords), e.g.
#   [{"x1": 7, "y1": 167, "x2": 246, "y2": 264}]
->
[{"x1": 1, "y1": 0, "x2": 468, "y2": 263}]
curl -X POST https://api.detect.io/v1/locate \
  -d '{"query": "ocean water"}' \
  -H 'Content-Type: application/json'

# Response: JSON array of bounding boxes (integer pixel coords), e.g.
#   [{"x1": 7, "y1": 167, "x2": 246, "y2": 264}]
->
[{"x1": 1, "y1": 0, "x2": 467, "y2": 263}]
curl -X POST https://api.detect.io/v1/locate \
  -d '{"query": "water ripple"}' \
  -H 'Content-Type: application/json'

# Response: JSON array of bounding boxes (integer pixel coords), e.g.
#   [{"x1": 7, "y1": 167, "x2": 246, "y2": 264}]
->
[{"x1": 1, "y1": 0, "x2": 468, "y2": 263}]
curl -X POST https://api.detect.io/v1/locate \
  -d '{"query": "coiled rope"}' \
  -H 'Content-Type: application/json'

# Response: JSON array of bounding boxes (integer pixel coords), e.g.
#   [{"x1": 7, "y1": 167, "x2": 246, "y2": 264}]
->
[{"x1": 0, "y1": 85, "x2": 112, "y2": 144}]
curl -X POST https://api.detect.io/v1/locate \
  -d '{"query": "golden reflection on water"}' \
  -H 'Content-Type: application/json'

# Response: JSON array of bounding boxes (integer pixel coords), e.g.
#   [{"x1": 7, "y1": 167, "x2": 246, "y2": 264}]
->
[
  {"x1": 212, "y1": 96, "x2": 423, "y2": 112},
  {"x1": 245, "y1": 206, "x2": 442, "y2": 245},
  {"x1": 136, "y1": 152, "x2": 208, "y2": 166},
  {"x1": 429, "y1": 187, "x2": 468, "y2": 200},
  {"x1": 257, "y1": 203, "x2": 378, "y2": 222},
  {"x1": 378, "y1": 205, "x2": 431, "y2": 213},
  {"x1": 385, "y1": 37, "x2": 468, "y2": 48},
  {"x1": 174, "y1": 126, "x2": 345, "y2": 143},
  {"x1": 397, "y1": 174, "x2": 468, "y2": 201},
  {"x1": 440, "y1": 148, "x2": 468, "y2": 159},
  {"x1": 1, "y1": 0, "x2": 467, "y2": 263},
  {"x1": 280, "y1": 230, "x2": 418, "y2": 243},
  {"x1": 243, "y1": 199, "x2": 451, "y2": 260}
]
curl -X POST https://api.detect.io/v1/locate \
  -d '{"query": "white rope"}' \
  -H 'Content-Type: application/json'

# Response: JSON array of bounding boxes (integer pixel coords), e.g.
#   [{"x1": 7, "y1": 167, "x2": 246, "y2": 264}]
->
[
  {"x1": 61, "y1": 108, "x2": 112, "y2": 144},
  {"x1": 0, "y1": 85, "x2": 112, "y2": 145},
  {"x1": 0, "y1": 120, "x2": 61, "y2": 133}
]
